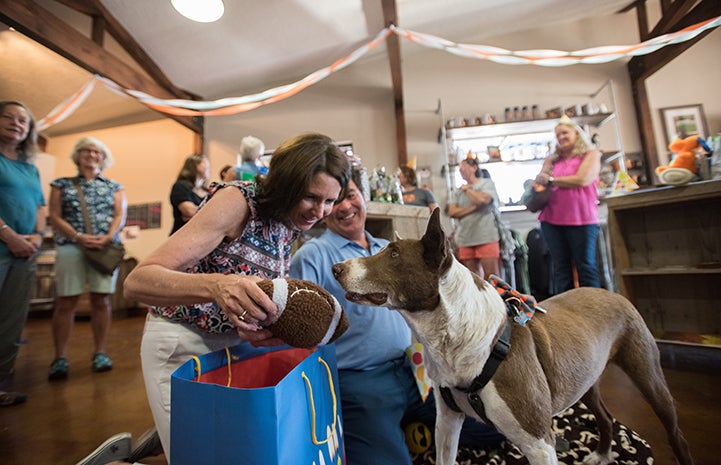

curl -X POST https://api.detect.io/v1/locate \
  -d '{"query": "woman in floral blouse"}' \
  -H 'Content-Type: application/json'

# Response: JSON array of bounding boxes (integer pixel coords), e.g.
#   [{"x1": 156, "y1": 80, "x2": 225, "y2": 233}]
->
[{"x1": 48, "y1": 136, "x2": 126, "y2": 380}]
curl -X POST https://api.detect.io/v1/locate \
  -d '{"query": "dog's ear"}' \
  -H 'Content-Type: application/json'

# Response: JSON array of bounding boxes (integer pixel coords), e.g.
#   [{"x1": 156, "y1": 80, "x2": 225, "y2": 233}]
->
[{"x1": 421, "y1": 208, "x2": 451, "y2": 272}]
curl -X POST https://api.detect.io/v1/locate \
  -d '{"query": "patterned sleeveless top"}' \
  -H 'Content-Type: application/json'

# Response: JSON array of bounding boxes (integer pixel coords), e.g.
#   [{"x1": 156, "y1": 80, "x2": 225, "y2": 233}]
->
[{"x1": 150, "y1": 181, "x2": 301, "y2": 334}]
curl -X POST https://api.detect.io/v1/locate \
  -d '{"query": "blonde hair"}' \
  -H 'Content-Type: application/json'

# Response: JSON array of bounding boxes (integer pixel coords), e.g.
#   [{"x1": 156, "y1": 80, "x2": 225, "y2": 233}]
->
[
  {"x1": 71, "y1": 136, "x2": 114, "y2": 171},
  {"x1": 551, "y1": 121, "x2": 594, "y2": 160}
]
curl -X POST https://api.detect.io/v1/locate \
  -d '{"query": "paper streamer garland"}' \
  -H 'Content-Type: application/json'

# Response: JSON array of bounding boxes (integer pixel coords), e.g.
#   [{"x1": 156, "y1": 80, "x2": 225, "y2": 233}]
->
[{"x1": 36, "y1": 15, "x2": 721, "y2": 128}]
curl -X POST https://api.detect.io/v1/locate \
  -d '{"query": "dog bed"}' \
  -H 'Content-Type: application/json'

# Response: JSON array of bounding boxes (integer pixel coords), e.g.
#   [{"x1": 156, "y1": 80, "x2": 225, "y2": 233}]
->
[{"x1": 411, "y1": 402, "x2": 653, "y2": 465}]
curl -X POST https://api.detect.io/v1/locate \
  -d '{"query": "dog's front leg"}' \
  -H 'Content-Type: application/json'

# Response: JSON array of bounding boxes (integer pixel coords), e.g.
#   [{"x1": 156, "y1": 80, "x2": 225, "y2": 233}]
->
[{"x1": 433, "y1": 389, "x2": 464, "y2": 465}]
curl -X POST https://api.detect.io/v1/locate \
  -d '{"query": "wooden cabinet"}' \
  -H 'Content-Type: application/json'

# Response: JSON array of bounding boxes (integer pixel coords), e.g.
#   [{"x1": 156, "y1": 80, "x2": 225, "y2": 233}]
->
[{"x1": 606, "y1": 180, "x2": 721, "y2": 361}]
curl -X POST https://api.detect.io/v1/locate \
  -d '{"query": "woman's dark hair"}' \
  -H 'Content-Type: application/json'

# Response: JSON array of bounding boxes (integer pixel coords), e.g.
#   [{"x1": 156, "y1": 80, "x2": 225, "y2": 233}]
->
[
  {"x1": 219, "y1": 165, "x2": 233, "y2": 179},
  {"x1": 177, "y1": 154, "x2": 208, "y2": 185},
  {"x1": 399, "y1": 165, "x2": 418, "y2": 187},
  {"x1": 0, "y1": 101, "x2": 39, "y2": 162},
  {"x1": 257, "y1": 133, "x2": 350, "y2": 222},
  {"x1": 462, "y1": 157, "x2": 482, "y2": 178}
]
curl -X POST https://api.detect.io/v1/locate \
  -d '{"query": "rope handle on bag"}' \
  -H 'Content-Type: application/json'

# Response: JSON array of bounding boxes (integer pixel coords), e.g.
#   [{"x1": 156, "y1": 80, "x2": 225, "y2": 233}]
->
[
  {"x1": 301, "y1": 356, "x2": 338, "y2": 445},
  {"x1": 192, "y1": 347, "x2": 234, "y2": 387}
]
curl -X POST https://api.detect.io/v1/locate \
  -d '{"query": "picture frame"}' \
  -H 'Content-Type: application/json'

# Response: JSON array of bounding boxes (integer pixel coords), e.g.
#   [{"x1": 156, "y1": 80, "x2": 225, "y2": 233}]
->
[{"x1": 659, "y1": 104, "x2": 708, "y2": 147}]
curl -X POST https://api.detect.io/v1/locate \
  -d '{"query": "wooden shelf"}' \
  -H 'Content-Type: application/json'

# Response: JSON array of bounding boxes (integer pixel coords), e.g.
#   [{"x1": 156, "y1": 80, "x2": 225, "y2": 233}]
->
[
  {"x1": 446, "y1": 113, "x2": 614, "y2": 140},
  {"x1": 620, "y1": 266, "x2": 721, "y2": 276},
  {"x1": 607, "y1": 180, "x2": 721, "y2": 355}
]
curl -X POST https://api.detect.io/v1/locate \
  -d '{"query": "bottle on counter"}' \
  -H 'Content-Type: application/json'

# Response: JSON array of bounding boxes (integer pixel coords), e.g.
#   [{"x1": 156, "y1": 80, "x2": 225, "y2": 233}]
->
[{"x1": 504, "y1": 107, "x2": 513, "y2": 122}]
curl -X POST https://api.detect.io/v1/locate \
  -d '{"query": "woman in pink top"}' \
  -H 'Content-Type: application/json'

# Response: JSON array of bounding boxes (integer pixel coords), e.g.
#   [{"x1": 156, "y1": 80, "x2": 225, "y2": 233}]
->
[{"x1": 534, "y1": 118, "x2": 602, "y2": 294}]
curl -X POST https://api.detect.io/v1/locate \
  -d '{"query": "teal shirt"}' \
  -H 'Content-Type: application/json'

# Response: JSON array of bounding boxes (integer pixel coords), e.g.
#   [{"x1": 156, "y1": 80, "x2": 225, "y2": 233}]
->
[{"x1": 0, "y1": 154, "x2": 45, "y2": 257}]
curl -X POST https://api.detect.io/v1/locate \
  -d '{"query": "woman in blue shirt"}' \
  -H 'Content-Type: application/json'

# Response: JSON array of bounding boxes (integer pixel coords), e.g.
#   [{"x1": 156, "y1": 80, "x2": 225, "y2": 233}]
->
[{"x1": 0, "y1": 101, "x2": 46, "y2": 407}]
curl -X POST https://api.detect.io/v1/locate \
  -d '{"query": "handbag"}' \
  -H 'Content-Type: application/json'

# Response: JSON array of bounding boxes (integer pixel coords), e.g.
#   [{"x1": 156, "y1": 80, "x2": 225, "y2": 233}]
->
[
  {"x1": 82, "y1": 242, "x2": 126, "y2": 275},
  {"x1": 521, "y1": 182, "x2": 551, "y2": 213},
  {"x1": 72, "y1": 178, "x2": 126, "y2": 275},
  {"x1": 170, "y1": 344, "x2": 345, "y2": 465}
]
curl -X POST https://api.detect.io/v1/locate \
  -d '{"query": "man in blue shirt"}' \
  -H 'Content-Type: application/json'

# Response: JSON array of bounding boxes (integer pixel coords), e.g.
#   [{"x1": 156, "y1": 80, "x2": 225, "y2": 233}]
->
[{"x1": 290, "y1": 170, "x2": 502, "y2": 465}]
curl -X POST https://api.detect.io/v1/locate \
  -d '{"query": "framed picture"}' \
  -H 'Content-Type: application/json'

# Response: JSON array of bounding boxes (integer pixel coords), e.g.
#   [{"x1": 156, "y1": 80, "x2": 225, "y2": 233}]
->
[{"x1": 659, "y1": 104, "x2": 708, "y2": 146}]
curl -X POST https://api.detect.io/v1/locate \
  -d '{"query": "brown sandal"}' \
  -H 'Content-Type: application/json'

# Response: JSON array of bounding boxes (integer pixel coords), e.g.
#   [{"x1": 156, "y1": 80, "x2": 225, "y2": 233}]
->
[{"x1": 0, "y1": 390, "x2": 27, "y2": 407}]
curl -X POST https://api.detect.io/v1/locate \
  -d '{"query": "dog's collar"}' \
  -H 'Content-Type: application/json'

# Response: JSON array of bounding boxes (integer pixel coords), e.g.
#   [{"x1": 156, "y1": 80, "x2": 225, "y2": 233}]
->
[{"x1": 439, "y1": 277, "x2": 536, "y2": 418}]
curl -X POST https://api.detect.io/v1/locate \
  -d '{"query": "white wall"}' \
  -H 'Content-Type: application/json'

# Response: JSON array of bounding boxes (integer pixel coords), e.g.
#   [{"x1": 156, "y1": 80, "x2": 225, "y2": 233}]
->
[{"x1": 46, "y1": 119, "x2": 196, "y2": 260}]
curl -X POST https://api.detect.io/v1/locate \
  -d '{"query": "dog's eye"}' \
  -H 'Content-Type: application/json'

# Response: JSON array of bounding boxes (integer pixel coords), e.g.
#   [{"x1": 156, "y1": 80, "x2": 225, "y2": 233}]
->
[{"x1": 390, "y1": 249, "x2": 399, "y2": 258}]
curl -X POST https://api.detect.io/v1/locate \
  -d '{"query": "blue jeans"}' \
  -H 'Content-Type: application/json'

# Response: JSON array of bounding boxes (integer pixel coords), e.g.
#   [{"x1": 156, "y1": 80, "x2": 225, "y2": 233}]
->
[
  {"x1": 540, "y1": 222, "x2": 600, "y2": 294},
  {"x1": 339, "y1": 357, "x2": 503, "y2": 465}
]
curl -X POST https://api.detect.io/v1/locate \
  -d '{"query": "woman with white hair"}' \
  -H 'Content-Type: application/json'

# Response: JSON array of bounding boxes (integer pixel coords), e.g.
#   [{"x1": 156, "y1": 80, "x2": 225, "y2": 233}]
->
[
  {"x1": 47, "y1": 136, "x2": 127, "y2": 380},
  {"x1": 235, "y1": 135, "x2": 265, "y2": 181},
  {"x1": 533, "y1": 116, "x2": 602, "y2": 294}
]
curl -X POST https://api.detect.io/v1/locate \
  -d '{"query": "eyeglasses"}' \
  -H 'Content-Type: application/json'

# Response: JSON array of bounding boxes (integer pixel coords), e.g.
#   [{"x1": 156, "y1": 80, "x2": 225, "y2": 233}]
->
[{"x1": 78, "y1": 148, "x2": 103, "y2": 155}]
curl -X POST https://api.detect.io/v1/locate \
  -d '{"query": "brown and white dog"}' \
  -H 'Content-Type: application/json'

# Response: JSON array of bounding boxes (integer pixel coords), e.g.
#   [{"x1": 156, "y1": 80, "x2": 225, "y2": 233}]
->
[{"x1": 332, "y1": 208, "x2": 693, "y2": 465}]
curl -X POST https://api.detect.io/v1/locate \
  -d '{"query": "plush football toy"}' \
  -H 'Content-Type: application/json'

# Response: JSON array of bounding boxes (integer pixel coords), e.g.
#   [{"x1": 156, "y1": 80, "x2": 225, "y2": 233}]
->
[
  {"x1": 257, "y1": 278, "x2": 349, "y2": 348},
  {"x1": 656, "y1": 135, "x2": 711, "y2": 185}
]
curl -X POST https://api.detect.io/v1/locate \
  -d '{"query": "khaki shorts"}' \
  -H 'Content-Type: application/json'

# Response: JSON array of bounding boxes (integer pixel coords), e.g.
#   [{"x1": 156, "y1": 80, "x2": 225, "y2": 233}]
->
[{"x1": 54, "y1": 244, "x2": 118, "y2": 296}]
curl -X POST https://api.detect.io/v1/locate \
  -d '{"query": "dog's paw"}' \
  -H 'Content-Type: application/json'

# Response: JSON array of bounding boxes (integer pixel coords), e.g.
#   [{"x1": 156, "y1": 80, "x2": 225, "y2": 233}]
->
[{"x1": 582, "y1": 451, "x2": 614, "y2": 465}]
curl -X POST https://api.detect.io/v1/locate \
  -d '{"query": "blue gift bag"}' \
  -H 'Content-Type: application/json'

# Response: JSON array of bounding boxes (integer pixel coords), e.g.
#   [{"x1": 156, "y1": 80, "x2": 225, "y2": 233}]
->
[{"x1": 171, "y1": 344, "x2": 345, "y2": 465}]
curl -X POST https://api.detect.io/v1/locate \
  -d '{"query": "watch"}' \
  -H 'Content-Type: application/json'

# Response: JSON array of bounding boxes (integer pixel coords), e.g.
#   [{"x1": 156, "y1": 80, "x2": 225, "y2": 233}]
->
[{"x1": 548, "y1": 176, "x2": 555, "y2": 185}]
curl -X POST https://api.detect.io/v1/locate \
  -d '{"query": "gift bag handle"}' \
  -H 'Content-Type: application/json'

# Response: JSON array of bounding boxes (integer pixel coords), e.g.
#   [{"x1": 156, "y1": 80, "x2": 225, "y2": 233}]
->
[
  {"x1": 192, "y1": 347, "x2": 234, "y2": 387},
  {"x1": 302, "y1": 356, "x2": 338, "y2": 445}
]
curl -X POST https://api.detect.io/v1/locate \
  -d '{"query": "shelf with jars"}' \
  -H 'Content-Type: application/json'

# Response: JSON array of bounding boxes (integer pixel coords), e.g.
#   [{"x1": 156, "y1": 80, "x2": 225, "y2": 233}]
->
[{"x1": 440, "y1": 81, "x2": 629, "y2": 210}]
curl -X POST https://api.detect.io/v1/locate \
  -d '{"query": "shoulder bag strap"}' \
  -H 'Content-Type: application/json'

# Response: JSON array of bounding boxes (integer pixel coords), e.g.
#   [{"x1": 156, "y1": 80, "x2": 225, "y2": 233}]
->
[{"x1": 72, "y1": 177, "x2": 96, "y2": 235}]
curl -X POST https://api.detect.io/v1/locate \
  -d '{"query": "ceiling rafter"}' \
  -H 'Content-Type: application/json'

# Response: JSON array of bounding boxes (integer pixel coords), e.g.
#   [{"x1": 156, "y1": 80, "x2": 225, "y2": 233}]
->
[{"x1": 0, "y1": 0, "x2": 203, "y2": 136}]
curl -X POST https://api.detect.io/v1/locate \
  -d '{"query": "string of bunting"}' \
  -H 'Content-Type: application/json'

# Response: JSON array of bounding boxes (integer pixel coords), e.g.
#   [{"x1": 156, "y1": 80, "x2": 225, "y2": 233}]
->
[{"x1": 37, "y1": 15, "x2": 720, "y2": 129}]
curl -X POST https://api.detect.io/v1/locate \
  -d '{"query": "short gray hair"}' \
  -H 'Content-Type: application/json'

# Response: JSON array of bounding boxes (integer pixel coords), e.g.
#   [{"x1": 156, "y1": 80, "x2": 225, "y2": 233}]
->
[{"x1": 71, "y1": 136, "x2": 114, "y2": 171}]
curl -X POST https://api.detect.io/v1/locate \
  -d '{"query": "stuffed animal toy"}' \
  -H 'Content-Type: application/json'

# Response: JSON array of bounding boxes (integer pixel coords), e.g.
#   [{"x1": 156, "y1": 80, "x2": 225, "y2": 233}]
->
[
  {"x1": 656, "y1": 135, "x2": 711, "y2": 185},
  {"x1": 257, "y1": 278, "x2": 349, "y2": 348}
]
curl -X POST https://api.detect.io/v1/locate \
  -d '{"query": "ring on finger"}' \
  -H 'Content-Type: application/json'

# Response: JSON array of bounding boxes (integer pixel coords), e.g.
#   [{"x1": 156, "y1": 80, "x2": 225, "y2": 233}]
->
[{"x1": 239, "y1": 309, "x2": 248, "y2": 322}]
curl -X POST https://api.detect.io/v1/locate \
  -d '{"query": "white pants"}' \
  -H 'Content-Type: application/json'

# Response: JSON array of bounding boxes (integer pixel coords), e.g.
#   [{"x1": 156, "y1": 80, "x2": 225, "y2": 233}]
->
[{"x1": 140, "y1": 313, "x2": 241, "y2": 459}]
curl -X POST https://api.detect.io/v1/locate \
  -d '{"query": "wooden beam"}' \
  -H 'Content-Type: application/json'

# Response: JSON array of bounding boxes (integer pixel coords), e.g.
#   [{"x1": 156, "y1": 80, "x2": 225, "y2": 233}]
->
[
  {"x1": 85, "y1": 0, "x2": 199, "y2": 101},
  {"x1": 636, "y1": 0, "x2": 649, "y2": 40},
  {"x1": 629, "y1": 79, "x2": 659, "y2": 175},
  {"x1": 382, "y1": 0, "x2": 407, "y2": 167},
  {"x1": 0, "y1": 0, "x2": 203, "y2": 134},
  {"x1": 628, "y1": 0, "x2": 721, "y2": 82},
  {"x1": 650, "y1": 0, "x2": 697, "y2": 37}
]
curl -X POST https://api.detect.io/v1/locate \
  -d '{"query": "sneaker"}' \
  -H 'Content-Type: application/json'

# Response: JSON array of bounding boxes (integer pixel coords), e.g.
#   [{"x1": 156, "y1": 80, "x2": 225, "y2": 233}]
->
[
  {"x1": 48, "y1": 357, "x2": 69, "y2": 381},
  {"x1": 127, "y1": 426, "x2": 163, "y2": 462},
  {"x1": 76, "y1": 432, "x2": 131, "y2": 465},
  {"x1": 91, "y1": 353, "x2": 113, "y2": 372},
  {"x1": 0, "y1": 390, "x2": 27, "y2": 407}
]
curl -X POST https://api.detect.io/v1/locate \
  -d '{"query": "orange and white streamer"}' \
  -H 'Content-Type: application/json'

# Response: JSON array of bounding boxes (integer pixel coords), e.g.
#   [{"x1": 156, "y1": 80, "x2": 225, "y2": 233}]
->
[
  {"x1": 391, "y1": 15, "x2": 721, "y2": 66},
  {"x1": 36, "y1": 78, "x2": 96, "y2": 132},
  {"x1": 37, "y1": 15, "x2": 720, "y2": 128}
]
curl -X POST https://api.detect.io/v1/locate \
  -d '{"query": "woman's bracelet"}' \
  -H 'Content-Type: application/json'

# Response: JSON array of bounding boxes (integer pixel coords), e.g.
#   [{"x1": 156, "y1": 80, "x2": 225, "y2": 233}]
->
[
  {"x1": 0, "y1": 224, "x2": 9, "y2": 232},
  {"x1": 73, "y1": 231, "x2": 82, "y2": 242}
]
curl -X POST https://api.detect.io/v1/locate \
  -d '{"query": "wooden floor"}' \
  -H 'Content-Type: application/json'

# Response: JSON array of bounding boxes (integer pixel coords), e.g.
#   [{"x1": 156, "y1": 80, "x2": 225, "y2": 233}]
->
[{"x1": 1, "y1": 312, "x2": 719, "y2": 465}]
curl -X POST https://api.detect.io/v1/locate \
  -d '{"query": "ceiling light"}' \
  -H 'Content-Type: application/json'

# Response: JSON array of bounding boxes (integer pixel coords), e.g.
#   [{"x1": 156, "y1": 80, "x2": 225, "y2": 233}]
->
[{"x1": 171, "y1": 0, "x2": 224, "y2": 23}]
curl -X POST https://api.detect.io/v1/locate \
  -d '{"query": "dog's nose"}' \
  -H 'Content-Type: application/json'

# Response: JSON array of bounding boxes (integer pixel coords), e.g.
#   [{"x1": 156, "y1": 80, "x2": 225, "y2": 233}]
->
[{"x1": 332, "y1": 264, "x2": 343, "y2": 279}]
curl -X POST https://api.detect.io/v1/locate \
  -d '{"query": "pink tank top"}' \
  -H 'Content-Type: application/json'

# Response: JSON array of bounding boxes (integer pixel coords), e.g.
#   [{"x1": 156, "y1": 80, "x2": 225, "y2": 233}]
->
[{"x1": 538, "y1": 155, "x2": 598, "y2": 226}]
